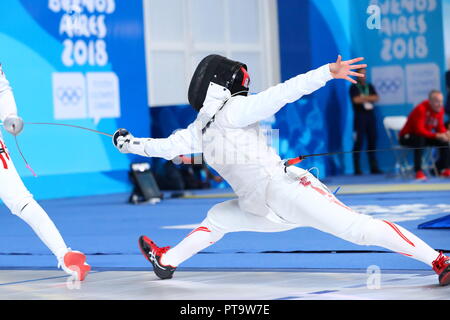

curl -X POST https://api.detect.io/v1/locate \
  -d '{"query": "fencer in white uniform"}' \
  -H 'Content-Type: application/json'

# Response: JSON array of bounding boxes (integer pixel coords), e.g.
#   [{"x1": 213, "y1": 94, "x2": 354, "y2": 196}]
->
[
  {"x1": 113, "y1": 55, "x2": 450, "y2": 285},
  {"x1": 0, "y1": 64, "x2": 90, "y2": 281}
]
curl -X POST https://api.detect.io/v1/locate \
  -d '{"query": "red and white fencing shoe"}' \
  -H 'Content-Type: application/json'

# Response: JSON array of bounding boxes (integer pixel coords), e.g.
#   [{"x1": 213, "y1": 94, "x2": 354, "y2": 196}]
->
[
  {"x1": 138, "y1": 235, "x2": 176, "y2": 279},
  {"x1": 59, "y1": 250, "x2": 91, "y2": 281},
  {"x1": 432, "y1": 252, "x2": 450, "y2": 286}
]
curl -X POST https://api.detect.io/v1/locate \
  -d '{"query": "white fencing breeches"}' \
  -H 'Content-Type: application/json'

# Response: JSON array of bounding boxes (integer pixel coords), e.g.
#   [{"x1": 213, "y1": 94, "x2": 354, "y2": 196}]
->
[
  {"x1": 163, "y1": 167, "x2": 439, "y2": 268},
  {"x1": 0, "y1": 140, "x2": 68, "y2": 261},
  {"x1": 264, "y1": 168, "x2": 439, "y2": 266}
]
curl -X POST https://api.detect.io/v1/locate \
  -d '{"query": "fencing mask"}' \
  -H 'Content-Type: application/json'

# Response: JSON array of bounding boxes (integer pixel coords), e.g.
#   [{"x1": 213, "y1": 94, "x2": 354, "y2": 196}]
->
[{"x1": 188, "y1": 54, "x2": 250, "y2": 112}]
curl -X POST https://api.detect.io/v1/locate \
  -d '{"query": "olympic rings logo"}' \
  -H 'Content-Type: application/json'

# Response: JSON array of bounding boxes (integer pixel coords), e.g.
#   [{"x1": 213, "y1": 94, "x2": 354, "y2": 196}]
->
[
  {"x1": 374, "y1": 78, "x2": 402, "y2": 94},
  {"x1": 56, "y1": 86, "x2": 83, "y2": 105}
]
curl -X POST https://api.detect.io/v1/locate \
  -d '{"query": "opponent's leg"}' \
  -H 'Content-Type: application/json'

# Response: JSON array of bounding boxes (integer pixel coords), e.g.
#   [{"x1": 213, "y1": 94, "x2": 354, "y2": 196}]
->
[
  {"x1": 18, "y1": 200, "x2": 69, "y2": 259},
  {"x1": 267, "y1": 169, "x2": 448, "y2": 285},
  {"x1": 0, "y1": 146, "x2": 90, "y2": 280},
  {"x1": 18, "y1": 201, "x2": 91, "y2": 280}
]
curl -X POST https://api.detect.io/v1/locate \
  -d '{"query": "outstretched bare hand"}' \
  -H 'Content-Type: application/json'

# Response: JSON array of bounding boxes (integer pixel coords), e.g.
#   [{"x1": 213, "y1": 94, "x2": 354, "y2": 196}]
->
[{"x1": 329, "y1": 55, "x2": 367, "y2": 84}]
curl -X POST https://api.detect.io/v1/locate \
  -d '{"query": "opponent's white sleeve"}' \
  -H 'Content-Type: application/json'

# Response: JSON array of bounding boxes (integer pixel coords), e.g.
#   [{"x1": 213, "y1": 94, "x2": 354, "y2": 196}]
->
[
  {"x1": 224, "y1": 64, "x2": 333, "y2": 128},
  {"x1": 143, "y1": 121, "x2": 203, "y2": 160},
  {"x1": 0, "y1": 67, "x2": 18, "y2": 121}
]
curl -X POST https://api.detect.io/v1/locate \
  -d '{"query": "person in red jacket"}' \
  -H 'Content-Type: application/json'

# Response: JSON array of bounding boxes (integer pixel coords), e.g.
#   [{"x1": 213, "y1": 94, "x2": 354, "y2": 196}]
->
[{"x1": 399, "y1": 90, "x2": 450, "y2": 180}]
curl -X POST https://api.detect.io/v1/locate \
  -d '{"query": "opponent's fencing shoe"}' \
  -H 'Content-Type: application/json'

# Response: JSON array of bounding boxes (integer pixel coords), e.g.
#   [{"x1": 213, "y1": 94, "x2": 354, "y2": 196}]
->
[
  {"x1": 59, "y1": 250, "x2": 91, "y2": 281},
  {"x1": 138, "y1": 235, "x2": 176, "y2": 279},
  {"x1": 432, "y1": 252, "x2": 450, "y2": 286}
]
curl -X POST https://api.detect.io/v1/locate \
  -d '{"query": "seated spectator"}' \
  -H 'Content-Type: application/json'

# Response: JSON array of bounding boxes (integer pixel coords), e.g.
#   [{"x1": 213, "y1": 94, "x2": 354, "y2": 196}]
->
[{"x1": 399, "y1": 90, "x2": 450, "y2": 180}]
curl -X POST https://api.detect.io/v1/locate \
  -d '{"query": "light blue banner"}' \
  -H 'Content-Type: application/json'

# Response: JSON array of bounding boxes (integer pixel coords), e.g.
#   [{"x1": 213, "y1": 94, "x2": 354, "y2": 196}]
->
[
  {"x1": 350, "y1": 0, "x2": 446, "y2": 170},
  {"x1": 0, "y1": 0, "x2": 150, "y2": 199},
  {"x1": 352, "y1": 0, "x2": 445, "y2": 110}
]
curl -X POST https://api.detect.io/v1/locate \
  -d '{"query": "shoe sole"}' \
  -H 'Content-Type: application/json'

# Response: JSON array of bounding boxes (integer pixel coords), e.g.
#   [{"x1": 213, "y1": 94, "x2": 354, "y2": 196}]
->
[
  {"x1": 439, "y1": 271, "x2": 450, "y2": 286},
  {"x1": 64, "y1": 252, "x2": 91, "y2": 281}
]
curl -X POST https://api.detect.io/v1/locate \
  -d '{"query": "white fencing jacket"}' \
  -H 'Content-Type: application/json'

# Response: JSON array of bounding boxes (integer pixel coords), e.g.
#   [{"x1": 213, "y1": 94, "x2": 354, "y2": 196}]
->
[{"x1": 139, "y1": 64, "x2": 333, "y2": 216}]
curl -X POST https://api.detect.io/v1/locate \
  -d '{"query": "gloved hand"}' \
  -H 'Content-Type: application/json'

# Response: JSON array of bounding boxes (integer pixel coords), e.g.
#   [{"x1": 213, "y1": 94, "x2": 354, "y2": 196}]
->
[
  {"x1": 113, "y1": 128, "x2": 132, "y2": 153},
  {"x1": 3, "y1": 114, "x2": 24, "y2": 136},
  {"x1": 112, "y1": 128, "x2": 150, "y2": 157}
]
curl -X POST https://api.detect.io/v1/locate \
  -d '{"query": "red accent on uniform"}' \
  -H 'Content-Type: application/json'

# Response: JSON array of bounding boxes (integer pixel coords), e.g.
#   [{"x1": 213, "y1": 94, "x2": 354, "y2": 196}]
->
[
  {"x1": 0, "y1": 140, "x2": 9, "y2": 161},
  {"x1": 398, "y1": 252, "x2": 413, "y2": 257},
  {"x1": 186, "y1": 226, "x2": 211, "y2": 238},
  {"x1": 311, "y1": 185, "x2": 327, "y2": 196},
  {"x1": 383, "y1": 220, "x2": 415, "y2": 247},
  {"x1": 399, "y1": 100, "x2": 446, "y2": 139},
  {"x1": 0, "y1": 140, "x2": 8, "y2": 169},
  {"x1": 240, "y1": 67, "x2": 250, "y2": 88},
  {"x1": 310, "y1": 184, "x2": 353, "y2": 211},
  {"x1": 300, "y1": 177, "x2": 353, "y2": 212},
  {"x1": 2, "y1": 142, "x2": 9, "y2": 160},
  {"x1": 299, "y1": 177, "x2": 311, "y2": 187},
  {"x1": 331, "y1": 198, "x2": 353, "y2": 212},
  {"x1": 0, "y1": 153, "x2": 7, "y2": 169}
]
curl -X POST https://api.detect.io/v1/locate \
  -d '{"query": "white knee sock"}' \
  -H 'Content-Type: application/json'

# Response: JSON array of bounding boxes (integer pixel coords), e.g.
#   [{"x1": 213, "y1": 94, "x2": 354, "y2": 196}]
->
[
  {"x1": 18, "y1": 201, "x2": 69, "y2": 261},
  {"x1": 161, "y1": 223, "x2": 224, "y2": 267}
]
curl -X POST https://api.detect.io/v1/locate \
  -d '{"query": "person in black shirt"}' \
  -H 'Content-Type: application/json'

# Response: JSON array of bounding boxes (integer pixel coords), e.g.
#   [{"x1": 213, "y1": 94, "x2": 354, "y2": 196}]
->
[{"x1": 349, "y1": 68, "x2": 382, "y2": 175}]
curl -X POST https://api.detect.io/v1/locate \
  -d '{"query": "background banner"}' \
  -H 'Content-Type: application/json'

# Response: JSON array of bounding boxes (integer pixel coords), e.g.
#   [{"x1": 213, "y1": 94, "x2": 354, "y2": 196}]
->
[
  {"x1": 350, "y1": 0, "x2": 446, "y2": 170},
  {"x1": 0, "y1": 0, "x2": 150, "y2": 199}
]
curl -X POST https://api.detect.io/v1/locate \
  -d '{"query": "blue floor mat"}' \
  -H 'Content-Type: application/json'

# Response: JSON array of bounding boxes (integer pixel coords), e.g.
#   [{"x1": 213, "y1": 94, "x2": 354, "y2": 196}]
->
[
  {"x1": 0, "y1": 252, "x2": 429, "y2": 271},
  {"x1": 0, "y1": 174, "x2": 449, "y2": 271}
]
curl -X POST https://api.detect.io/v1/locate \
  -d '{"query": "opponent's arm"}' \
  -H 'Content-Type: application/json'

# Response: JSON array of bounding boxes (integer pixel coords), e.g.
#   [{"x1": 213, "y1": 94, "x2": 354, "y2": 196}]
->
[
  {"x1": 113, "y1": 121, "x2": 203, "y2": 160},
  {"x1": 0, "y1": 65, "x2": 24, "y2": 135},
  {"x1": 225, "y1": 56, "x2": 366, "y2": 128}
]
